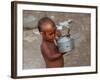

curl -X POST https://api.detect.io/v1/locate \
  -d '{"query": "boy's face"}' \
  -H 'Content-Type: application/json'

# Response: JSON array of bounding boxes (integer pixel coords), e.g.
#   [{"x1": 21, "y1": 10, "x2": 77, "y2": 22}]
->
[{"x1": 41, "y1": 23, "x2": 56, "y2": 42}]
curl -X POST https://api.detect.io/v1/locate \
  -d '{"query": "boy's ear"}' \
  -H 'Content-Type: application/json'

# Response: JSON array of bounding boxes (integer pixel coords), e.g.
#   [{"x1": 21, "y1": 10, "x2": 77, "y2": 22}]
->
[{"x1": 40, "y1": 32, "x2": 44, "y2": 35}]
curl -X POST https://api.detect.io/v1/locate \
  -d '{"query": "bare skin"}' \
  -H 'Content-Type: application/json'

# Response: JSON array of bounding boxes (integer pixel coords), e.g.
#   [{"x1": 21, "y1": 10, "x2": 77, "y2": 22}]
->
[{"x1": 40, "y1": 23, "x2": 64, "y2": 68}]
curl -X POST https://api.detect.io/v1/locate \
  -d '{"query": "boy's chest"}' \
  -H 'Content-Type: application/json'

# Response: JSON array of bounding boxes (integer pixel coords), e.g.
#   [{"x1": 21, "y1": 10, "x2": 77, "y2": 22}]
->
[{"x1": 46, "y1": 43, "x2": 59, "y2": 52}]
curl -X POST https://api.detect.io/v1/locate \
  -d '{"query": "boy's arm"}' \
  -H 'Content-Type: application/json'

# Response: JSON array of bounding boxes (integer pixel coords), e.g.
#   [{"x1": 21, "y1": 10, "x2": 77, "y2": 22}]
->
[{"x1": 41, "y1": 43, "x2": 62, "y2": 61}]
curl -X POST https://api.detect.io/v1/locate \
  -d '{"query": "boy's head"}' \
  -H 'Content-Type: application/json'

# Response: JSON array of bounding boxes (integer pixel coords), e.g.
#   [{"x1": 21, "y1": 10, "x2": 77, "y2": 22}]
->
[{"x1": 38, "y1": 17, "x2": 56, "y2": 42}]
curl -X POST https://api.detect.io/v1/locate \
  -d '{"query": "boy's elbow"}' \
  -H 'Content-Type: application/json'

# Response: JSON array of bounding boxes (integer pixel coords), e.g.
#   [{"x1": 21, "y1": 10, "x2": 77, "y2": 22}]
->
[
  {"x1": 45, "y1": 55, "x2": 55, "y2": 61},
  {"x1": 47, "y1": 55, "x2": 60, "y2": 61}
]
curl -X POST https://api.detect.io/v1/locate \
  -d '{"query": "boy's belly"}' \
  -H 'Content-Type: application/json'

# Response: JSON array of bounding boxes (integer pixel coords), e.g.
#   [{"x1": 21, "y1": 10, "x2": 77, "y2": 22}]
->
[{"x1": 45, "y1": 57, "x2": 64, "y2": 68}]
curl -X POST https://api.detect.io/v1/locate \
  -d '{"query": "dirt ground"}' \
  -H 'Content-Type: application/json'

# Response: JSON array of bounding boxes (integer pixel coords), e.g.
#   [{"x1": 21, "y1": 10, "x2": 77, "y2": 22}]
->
[{"x1": 23, "y1": 11, "x2": 91, "y2": 69}]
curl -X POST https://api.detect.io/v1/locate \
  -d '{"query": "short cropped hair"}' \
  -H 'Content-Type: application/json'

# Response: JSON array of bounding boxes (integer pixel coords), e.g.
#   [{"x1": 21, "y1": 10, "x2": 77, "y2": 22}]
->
[{"x1": 37, "y1": 17, "x2": 56, "y2": 32}]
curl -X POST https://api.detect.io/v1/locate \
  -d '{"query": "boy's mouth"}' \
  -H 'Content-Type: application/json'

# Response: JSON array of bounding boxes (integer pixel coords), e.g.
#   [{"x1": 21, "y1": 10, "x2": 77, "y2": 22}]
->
[{"x1": 47, "y1": 39, "x2": 54, "y2": 42}]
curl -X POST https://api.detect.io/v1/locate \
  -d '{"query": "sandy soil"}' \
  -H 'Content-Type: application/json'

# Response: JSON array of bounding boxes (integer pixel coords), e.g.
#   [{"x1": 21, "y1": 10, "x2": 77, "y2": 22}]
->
[{"x1": 23, "y1": 11, "x2": 91, "y2": 69}]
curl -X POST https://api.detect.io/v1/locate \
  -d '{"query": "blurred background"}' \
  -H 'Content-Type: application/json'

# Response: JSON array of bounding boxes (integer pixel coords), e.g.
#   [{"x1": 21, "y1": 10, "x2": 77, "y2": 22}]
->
[{"x1": 23, "y1": 10, "x2": 91, "y2": 69}]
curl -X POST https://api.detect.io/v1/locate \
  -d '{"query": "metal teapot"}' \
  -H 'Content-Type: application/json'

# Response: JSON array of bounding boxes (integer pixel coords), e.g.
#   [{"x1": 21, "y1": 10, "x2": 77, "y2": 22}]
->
[
  {"x1": 56, "y1": 35, "x2": 74, "y2": 53},
  {"x1": 55, "y1": 20, "x2": 74, "y2": 53}
]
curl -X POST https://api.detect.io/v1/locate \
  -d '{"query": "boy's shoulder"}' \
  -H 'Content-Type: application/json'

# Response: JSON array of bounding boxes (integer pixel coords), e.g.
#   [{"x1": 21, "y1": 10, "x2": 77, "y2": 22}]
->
[
  {"x1": 41, "y1": 41, "x2": 48, "y2": 49},
  {"x1": 41, "y1": 41, "x2": 53, "y2": 51}
]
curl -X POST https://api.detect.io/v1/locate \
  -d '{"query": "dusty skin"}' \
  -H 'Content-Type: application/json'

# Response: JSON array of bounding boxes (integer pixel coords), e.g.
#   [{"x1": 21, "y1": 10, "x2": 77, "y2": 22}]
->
[{"x1": 38, "y1": 18, "x2": 65, "y2": 68}]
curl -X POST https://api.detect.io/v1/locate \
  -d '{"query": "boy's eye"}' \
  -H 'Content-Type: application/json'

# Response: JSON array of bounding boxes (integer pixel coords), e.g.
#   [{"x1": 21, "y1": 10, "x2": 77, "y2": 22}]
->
[{"x1": 49, "y1": 32, "x2": 54, "y2": 35}]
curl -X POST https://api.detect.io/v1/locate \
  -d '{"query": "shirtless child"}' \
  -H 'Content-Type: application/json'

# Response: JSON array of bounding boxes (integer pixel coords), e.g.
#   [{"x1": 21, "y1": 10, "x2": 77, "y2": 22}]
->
[{"x1": 37, "y1": 17, "x2": 65, "y2": 68}]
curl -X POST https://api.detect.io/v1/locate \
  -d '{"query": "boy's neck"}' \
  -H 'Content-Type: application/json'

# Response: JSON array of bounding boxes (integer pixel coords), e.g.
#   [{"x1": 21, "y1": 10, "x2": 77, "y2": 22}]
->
[{"x1": 42, "y1": 39, "x2": 54, "y2": 44}]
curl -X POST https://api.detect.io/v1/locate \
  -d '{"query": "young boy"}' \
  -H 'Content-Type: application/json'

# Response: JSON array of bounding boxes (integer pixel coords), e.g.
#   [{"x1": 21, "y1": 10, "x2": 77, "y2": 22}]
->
[{"x1": 37, "y1": 17, "x2": 65, "y2": 68}]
